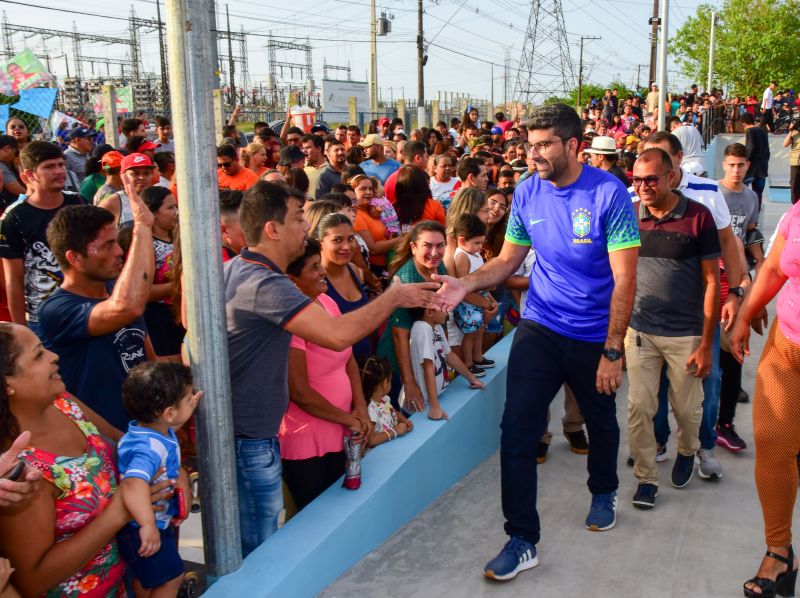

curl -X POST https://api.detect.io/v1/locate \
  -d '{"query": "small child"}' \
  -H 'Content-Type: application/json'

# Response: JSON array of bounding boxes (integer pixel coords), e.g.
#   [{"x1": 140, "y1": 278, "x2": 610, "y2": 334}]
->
[
  {"x1": 452, "y1": 213, "x2": 498, "y2": 375},
  {"x1": 361, "y1": 355, "x2": 414, "y2": 447},
  {"x1": 117, "y1": 362, "x2": 202, "y2": 598},
  {"x1": 405, "y1": 306, "x2": 485, "y2": 420},
  {"x1": 368, "y1": 176, "x2": 400, "y2": 237}
]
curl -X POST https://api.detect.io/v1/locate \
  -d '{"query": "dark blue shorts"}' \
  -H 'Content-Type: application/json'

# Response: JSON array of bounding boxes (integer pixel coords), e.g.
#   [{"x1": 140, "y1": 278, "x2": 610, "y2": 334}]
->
[{"x1": 118, "y1": 524, "x2": 184, "y2": 589}]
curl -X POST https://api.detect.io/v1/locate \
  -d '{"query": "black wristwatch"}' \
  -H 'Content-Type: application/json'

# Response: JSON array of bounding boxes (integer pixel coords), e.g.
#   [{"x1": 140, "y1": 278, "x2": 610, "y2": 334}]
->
[
  {"x1": 728, "y1": 286, "x2": 744, "y2": 298},
  {"x1": 602, "y1": 347, "x2": 624, "y2": 361}
]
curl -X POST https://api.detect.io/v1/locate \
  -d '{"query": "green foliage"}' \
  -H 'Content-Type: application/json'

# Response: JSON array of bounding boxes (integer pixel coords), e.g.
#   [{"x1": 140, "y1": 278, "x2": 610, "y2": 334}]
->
[{"x1": 669, "y1": 0, "x2": 800, "y2": 95}]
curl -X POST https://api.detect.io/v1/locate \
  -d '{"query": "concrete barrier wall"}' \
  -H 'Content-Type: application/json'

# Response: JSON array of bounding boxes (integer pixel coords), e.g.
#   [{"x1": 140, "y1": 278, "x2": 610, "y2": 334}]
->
[
  {"x1": 204, "y1": 333, "x2": 513, "y2": 598},
  {"x1": 705, "y1": 133, "x2": 790, "y2": 186}
]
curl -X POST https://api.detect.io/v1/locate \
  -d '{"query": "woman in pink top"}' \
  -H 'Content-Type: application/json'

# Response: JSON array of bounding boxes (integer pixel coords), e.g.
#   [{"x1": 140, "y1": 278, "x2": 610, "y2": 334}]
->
[
  {"x1": 730, "y1": 202, "x2": 800, "y2": 598},
  {"x1": 281, "y1": 239, "x2": 371, "y2": 510}
]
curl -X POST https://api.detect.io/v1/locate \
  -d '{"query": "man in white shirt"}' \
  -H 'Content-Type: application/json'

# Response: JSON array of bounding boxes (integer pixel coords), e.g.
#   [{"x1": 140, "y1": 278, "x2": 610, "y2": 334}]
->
[{"x1": 761, "y1": 81, "x2": 777, "y2": 131}]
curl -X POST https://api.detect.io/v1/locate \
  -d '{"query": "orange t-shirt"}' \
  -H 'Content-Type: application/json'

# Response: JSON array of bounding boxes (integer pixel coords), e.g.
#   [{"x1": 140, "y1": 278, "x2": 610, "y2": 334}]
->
[
  {"x1": 218, "y1": 167, "x2": 259, "y2": 191},
  {"x1": 418, "y1": 198, "x2": 446, "y2": 226},
  {"x1": 354, "y1": 209, "x2": 389, "y2": 266}
]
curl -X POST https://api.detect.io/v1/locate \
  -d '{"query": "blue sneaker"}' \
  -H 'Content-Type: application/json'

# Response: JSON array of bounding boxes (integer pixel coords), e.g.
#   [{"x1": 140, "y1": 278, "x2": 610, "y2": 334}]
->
[
  {"x1": 585, "y1": 491, "x2": 617, "y2": 531},
  {"x1": 484, "y1": 536, "x2": 539, "y2": 581}
]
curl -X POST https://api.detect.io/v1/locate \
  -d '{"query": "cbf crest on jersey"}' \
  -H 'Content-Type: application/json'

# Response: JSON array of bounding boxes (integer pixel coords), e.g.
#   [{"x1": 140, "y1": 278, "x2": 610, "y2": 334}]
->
[{"x1": 572, "y1": 207, "x2": 592, "y2": 244}]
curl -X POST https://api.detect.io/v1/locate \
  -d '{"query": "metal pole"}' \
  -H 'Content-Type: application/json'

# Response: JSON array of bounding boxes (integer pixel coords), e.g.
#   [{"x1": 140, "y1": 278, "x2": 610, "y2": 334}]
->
[
  {"x1": 577, "y1": 37, "x2": 584, "y2": 111},
  {"x1": 656, "y1": 0, "x2": 669, "y2": 131},
  {"x1": 164, "y1": 0, "x2": 241, "y2": 577},
  {"x1": 416, "y1": 0, "x2": 426, "y2": 128},
  {"x1": 706, "y1": 11, "x2": 716, "y2": 93},
  {"x1": 156, "y1": 0, "x2": 169, "y2": 114},
  {"x1": 226, "y1": 4, "x2": 235, "y2": 107},
  {"x1": 648, "y1": 0, "x2": 659, "y2": 87},
  {"x1": 490, "y1": 64, "x2": 494, "y2": 111},
  {"x1": 369, "y1": 0, "x2": 378, "y2": 113}
]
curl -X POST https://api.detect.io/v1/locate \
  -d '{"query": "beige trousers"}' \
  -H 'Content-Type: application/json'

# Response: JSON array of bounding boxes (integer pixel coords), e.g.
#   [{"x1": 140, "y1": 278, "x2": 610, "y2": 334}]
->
[{"x1": 624, "y1": 327, "x2": 704, "y2": 485}]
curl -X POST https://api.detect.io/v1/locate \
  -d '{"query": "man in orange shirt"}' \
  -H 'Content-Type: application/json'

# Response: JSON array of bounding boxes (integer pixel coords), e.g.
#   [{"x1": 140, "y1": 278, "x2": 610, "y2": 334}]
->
[{"x1": 217, "y1": 144, "x2": 258, "y2": 191}]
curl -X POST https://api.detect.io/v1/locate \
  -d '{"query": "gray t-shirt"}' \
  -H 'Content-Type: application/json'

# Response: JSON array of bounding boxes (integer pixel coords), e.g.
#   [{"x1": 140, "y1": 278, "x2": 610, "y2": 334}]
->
[
  {"x1": 64, "y1": 147, "x2": 88, "y2": 182},
  {"x1": 718, "y1": 182, "x2": 758, "y2": 242},
  {"x1": 314, "y1": 164, "x2": 344, "y2": 199},
  {"x1": 224, "y1": 248, "x2": 312, "y2": 439}
]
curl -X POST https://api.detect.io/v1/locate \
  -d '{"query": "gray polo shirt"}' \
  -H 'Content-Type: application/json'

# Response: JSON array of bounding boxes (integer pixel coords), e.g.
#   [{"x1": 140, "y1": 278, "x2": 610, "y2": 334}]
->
[{"x1": 224, "y1": 248, "x2": 311, "y2": 439}]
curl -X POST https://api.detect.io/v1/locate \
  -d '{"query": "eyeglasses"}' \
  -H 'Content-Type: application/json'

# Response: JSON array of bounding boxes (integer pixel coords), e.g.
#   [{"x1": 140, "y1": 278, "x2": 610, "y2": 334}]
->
[
  {"x1": 530, "y1": 137, "x2": 564, "y2": 154},
  {"x1": 218, "y1": 161, "x2": 234, "y2": 168},
  {"x1": 632, "y1": 171, "x2": 670, "y2": 188},
  {"x1": 487, "y1": 198, "x2": 508, "y2": 212}
]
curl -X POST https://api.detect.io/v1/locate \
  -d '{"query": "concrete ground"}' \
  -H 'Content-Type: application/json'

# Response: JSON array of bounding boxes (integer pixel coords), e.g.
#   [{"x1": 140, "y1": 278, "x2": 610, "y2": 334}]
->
[{"x1": 320, "y1": 196, "x2": 795, "y2": 598}]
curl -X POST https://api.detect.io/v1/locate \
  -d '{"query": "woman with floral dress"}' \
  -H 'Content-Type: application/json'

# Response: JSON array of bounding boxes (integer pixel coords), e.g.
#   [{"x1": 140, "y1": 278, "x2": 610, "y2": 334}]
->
[{"x1": 0, "y1": 323, "x2": 171, "y2": 597}]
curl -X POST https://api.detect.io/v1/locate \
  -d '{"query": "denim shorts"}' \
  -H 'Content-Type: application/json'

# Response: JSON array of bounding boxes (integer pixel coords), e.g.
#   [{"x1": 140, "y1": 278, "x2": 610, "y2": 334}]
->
[{"x1": 118, "y1": 524, "x2": 184, "y2": 589}]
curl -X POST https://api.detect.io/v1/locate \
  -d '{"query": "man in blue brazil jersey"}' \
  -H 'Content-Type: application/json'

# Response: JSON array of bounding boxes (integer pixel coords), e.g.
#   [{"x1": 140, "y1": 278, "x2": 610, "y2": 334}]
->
[{"x1": 435, "y1": 103, "x2": 640, "y2": 582}]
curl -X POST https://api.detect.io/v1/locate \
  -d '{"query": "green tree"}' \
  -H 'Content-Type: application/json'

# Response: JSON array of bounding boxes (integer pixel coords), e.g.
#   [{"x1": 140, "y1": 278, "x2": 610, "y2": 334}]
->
[{"x1": 669, "y1": 0, "x2": 800, "y2": 95}]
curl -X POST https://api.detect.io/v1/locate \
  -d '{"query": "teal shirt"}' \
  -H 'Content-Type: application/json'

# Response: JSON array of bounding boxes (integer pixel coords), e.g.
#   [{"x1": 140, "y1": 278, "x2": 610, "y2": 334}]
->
[{"x1": 376, "y1": 258, "x2": 447, "y2": 372}]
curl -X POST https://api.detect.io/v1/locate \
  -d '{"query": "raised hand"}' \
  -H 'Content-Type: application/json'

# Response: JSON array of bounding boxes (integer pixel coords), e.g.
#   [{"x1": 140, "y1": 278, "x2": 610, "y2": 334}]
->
[
  {"x1": 121, "y1": 171, "x2": 155, "y2": 228},
  {"x1": 431, "y1": 274, "x2": 469, "y2": 312}
]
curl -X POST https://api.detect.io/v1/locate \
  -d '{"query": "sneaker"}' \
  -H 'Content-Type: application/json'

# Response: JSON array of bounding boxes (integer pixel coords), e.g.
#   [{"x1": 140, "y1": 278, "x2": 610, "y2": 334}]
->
[
  {"x1": 468, "y1": 365, "x2": 486, "y2": 377},
  {"x1": 484, "y1": 536, "x2": 539, "y2": 581},
  {"x1": 716, "y1": 423, "x2": 747, "y2": 452},
  {"x1": 585, "y1": 491, "x2": 617, "y2": 531},
  {"x1": 697, "y1": 448, "x2": 723, "y2": 479},
  {"x1": 536, "y1": 442, "x2": 549, "y2": 464},
  {"x1": 671, "y1": 453, "x2": 695, "y2": 488},
  {"x1": 738, "y1": 388, "x2": 750, "y2": 403},
  {"x1": 655, "y1": 442, "x2": 668, "y2": 463},
  {"x1": 632, "y1": 483, "x2": 658, "y2": 509},
  {"x1": 564, "y1": 430, "x2": 589, "y2": 455},
  {"x1": 473, "y1": 357, "x2": 495, "y2": 369}
]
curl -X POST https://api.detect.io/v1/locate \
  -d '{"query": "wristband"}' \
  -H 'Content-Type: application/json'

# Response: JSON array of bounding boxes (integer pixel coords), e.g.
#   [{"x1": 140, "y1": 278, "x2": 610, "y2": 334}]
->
[{"x1": 383, "y1": 430, "x2": 392, "y2": 440}]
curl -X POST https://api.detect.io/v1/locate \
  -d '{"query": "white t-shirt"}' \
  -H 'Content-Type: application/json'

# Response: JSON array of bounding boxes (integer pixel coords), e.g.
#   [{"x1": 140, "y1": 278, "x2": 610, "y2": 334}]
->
[
  {"x1": 763, "y1": 86, "x2": 774, "y2": 110},
  {"x1": 368, "y1": 395, "x2": 398, "y2": 433},
  {"x1": 513, "y1": 249, "x2": 537, "y2": 309},
  {"x1": 430, "y1": 177, "x2": 458, "y2": 206},
  {"x1": 406, "y1": 321, "x2": 451, "y2": 405}
]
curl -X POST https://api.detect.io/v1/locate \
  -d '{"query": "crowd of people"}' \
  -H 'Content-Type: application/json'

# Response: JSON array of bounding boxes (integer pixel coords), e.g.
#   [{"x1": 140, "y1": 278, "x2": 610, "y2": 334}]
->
[{"x1": 0, "y1": 78, "x2": 797, "y2": 598}]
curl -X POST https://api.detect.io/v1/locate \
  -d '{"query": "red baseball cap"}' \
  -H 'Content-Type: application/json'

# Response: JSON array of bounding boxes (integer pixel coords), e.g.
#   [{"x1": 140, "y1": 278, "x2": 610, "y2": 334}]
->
[
  {"x1": 378, "y1": 117, "x2": 390, "y2": 126},
  {"x1": 121, "y1": 153, "x2": 154, "y2": 172},
  {"x1": 136, "y1": 139, "x2": 160, "y2": 152}
]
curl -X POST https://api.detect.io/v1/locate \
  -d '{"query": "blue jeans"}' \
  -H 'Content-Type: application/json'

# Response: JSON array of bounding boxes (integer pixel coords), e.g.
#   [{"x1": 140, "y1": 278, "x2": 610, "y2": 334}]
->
[
  {"x1": 654, "y1": 326, "x2": 721, "y2": 449},
  {"x1": 235, "y1": 437, "x2": 284, "y2": 558}
]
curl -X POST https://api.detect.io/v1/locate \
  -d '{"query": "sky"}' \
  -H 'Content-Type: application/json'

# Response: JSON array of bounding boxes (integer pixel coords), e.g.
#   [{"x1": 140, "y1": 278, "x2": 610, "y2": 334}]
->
[{"x1": 0, "y1": 0, "x2": 709, "y2": 106}]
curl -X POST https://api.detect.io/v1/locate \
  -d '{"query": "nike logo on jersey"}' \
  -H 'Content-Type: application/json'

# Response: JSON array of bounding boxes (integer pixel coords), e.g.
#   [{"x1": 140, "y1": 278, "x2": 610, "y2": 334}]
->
[{"x1": 529, "y1": 218, "x2": 546, "y2": 225}]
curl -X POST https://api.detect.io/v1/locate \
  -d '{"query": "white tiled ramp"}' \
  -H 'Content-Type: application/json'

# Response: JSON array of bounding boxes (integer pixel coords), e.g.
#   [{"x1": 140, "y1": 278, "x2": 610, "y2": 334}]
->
[{"x1": 321, "y1": 200, "x2": 793, "y2": 598}]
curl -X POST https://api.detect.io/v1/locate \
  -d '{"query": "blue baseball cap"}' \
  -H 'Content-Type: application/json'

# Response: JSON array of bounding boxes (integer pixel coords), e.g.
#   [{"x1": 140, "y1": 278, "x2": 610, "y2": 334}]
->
[
  {"x1": 68, "y1": 127, "x2": 96, "y2": 141},
  {"x1": 490, "y1": 126, "x2": 503, "y2": 135}
]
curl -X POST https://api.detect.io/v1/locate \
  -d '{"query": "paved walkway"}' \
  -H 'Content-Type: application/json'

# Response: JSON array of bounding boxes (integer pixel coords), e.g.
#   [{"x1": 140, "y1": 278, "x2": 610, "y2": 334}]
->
[{"x1": 321, "y1": 197, "x2": 795, "y2": 598}]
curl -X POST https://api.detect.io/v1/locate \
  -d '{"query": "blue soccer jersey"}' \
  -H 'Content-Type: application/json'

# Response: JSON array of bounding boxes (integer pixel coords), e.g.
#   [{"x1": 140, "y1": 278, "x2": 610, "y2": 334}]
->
[
  {"x1": 505, "y1": 165, "x2": 640, "y2": 342},
  {"x1": 118, "y1": 422, "x2": 181, "y2": 529}
]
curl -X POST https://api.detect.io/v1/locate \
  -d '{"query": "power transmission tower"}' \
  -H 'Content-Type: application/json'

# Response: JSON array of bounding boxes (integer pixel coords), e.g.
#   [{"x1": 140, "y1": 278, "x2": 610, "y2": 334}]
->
[
  {"x1": 513, "y1": 0, "x2": 575, "y2": 105},
  {"x1": 503, "y1": 49, "x2": 511, "y2": 106}
]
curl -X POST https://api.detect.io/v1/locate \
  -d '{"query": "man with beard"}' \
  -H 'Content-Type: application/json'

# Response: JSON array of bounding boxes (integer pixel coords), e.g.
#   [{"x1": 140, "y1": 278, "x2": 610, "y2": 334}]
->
[
  {"x1": 38, "y1": 175, "x2": 154, "y2": 430},
  {"x1": 225, "y1": 182, "x2": 443, "y2": 557},
  {"x1": 314, "y1": 139, "x2": 347, "y2": 199},
  {"x1": 434, "y1": 104, "x2": 640, "y2": 581},
  {"x1": 0, "y1": 142, "x2": 85, "y2": 334},
  {"x1": 358, "y1": 134, "x2": 401, "y2": 184}
]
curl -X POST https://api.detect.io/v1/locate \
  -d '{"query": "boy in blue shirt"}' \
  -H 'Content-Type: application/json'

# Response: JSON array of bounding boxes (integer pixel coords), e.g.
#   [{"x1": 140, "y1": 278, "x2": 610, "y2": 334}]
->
[{"x1": 117, "y1": 362, "x2": 201, "y2": 596}]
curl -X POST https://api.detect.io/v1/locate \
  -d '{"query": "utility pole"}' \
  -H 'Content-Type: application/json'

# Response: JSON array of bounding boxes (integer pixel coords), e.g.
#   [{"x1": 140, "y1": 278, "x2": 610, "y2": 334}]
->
[
  {"x1": 226, "y1": 4, "x2": 235, "y2": 107},
  {"x1": 636, "y1": 63, "x2": 647, "y2": 90},
  {"x1": 416, "y1": 0, "x2": 426, "y2": 128},
  {"x1": 657, "y1": 0, "x2": 669, "y2": 131},
  {"x1": 369, "y1": 0, "x2": 378, "y2": 114},
  {"x1": 648, "y1": 0, "x2": 659, "y2": 87},
  {"x1": 490, "y1": 63, "x2": 494, "y2": 111},
  {"x1": 577, "y1": 35, "x2": 600, "y2": 112},
  {"x1": 164, "y1": 0, "x2": 241, "y2": 577},
  {"x1": 156, "y1": 0, "x2": 169, "y2": 112},
  {"x1": 707, "y1": 11, "x2": 717, "y2": 93}
]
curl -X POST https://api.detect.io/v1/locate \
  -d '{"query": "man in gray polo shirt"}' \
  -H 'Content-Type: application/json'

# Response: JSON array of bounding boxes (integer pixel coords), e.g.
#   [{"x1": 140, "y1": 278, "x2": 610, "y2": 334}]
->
[
  {"x1": 625, "y1": 148, "x2": 721, "y2": 509},
  {"x1": 225, "y1": 182, "x2": 440, "y2": 556}
]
